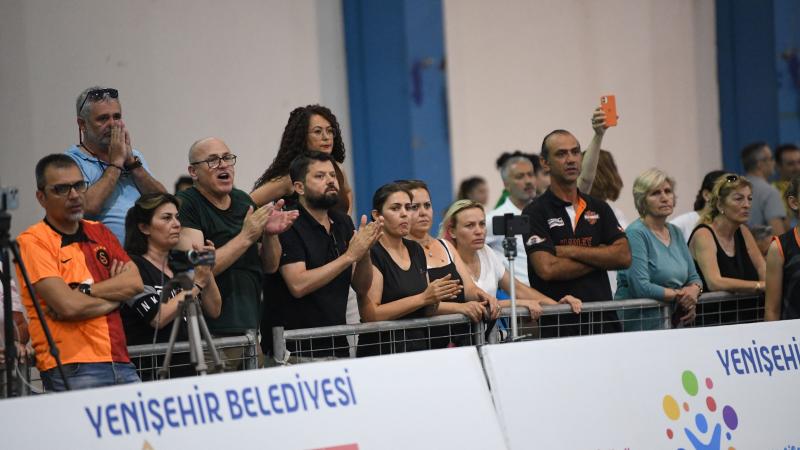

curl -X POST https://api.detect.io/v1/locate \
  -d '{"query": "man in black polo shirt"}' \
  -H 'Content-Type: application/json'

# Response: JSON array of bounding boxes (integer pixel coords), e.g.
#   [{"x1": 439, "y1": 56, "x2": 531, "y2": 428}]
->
[
  {"x1": 271, "y1": 151, "x2": 381, "y2": 358},
  {"x1": 523, "y1": 129, "x2": 631, "y2": 337}
]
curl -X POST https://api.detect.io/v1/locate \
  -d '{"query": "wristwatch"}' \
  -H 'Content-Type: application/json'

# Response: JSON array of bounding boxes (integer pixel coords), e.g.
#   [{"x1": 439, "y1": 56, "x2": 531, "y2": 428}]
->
[
  {"x1": 124, "y1": 156, "x2": 143, "y2": 171},
  {"x1": 78, "y1": 283, "x2": 92, "y2": 296}
]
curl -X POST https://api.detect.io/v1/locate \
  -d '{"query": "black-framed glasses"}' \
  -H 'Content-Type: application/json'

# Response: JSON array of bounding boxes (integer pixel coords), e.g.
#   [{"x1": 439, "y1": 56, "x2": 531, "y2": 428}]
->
[
  {"x1": 725, "y1": 175, "x2": 739, "y2": 183},
  {"x1": 189, "y1": 154, "x2": 237, "y2": 169},
  {"x1": 78, "y1": 88, "x2": 119, "y2": 116},
  {"x1": 45, "y1": 181, "x2": 88, "y2": 196}
]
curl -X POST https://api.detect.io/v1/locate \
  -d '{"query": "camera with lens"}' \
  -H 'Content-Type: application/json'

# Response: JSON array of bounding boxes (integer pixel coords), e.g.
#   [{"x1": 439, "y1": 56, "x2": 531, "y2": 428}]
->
[{"x1": 168, "y1": 249, "x2": 215, "y2": 273}]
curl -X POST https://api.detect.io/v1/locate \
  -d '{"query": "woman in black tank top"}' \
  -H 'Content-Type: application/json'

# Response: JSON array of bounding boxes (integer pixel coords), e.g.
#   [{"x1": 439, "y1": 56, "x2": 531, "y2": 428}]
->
[
  {"x1": 401, "y1": 182, "x2": 501, "y2": 347},
  {"x1": 765, "y1": 177, "x2": 800, "y2": 321},
  {"x1": 357, "y1": 183, "x2": 463, "y2": 357},
  {"x1": 688, "y1": 174, "x2": 766, "y2": 325},
  {"x1": 403, "y1": 182, "x2": 501, "y2": 317}
]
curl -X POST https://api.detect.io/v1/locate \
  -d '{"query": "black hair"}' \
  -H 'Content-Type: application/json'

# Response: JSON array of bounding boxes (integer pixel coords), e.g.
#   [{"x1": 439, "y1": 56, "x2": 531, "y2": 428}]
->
[
  {"x1": 173, "y1": 175, "x2": 193, "y2": 194},
  {"x1": 35, "y1": 154, "x2": 79, "y2": 191},
  {"x1": 124, "y1": 193, "x2": 181, "y2": 256},
  {"x1": 775, "y1": 143, "x2": 800, "y2": 165},
  {"x1": 693, "y1": 170, "x2": 727, "y2": 211},
  {"x1": 456, "y1": 177, "x2": 486, "y2": 200},
  {"x1": 540, "y1": 129, "x2": 575, "y2": 161},
  {"x1": 740, "y1": 141, "x2": 768, "y2": 172},
  {"x1": 396, "y1": 179, "x2": 429, "y2": 195},
  {"x1": 372, "y1": 182, "x2": 413, "y2": 212},
  {"x1": 784, "y1": 175, "x2": 800, "y2": 218},
  {"x1": 253, "y1": 105, "x2": 345, "y2": 189},
  {"x1": 288, "y1": 150, "x2": 336, "y2": 184}
]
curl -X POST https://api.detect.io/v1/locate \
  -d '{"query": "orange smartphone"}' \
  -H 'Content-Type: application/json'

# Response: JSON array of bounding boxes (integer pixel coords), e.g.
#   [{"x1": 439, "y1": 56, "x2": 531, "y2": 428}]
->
[{"x1": 600, "y1": 95, "x2": 617, "y2": 127}]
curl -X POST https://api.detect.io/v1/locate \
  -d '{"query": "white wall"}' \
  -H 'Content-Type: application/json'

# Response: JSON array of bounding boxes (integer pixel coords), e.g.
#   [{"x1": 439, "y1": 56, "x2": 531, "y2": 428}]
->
[
  {"x1": 0, "y1": 0, "x2": 351, "y2": 238},
  {"x1": 444, "y1": 0, "x2": 721, "y2": 221}
]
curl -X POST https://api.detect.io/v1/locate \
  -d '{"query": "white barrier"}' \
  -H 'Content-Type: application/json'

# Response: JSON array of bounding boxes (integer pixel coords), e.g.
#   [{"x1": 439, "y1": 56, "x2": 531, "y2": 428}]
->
[
  {"x1": 0, "y1": 347, "x2": 506, "y2": 450},
  {"x1": 481, "y1": 320, "x2": 800, "y2": 449}
]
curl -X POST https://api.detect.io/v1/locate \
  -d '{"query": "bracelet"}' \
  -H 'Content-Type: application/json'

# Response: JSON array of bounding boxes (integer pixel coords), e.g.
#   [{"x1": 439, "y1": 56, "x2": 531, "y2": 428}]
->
[
  {"x1": 194, "y1": 283, "x2": 205, "y2": 292},
  {"x1": 124, "y1": 156, "x2": 143, "y2": 171},
  {"x1": 106, "y1": 164, "x2": 124, "y2": 173}
]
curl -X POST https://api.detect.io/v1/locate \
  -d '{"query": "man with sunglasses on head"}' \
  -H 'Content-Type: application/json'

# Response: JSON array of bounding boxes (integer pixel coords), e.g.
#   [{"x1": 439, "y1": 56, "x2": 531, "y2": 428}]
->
[
  {"x1": 16, "y1": 154, "x2": 144, "y2": 391},
  {"x1": 177, "y1": 138, "x2": 298, "y2": 366},
  {"x1": 66, "y1": 86, "x2": 166, "y2": 245}
]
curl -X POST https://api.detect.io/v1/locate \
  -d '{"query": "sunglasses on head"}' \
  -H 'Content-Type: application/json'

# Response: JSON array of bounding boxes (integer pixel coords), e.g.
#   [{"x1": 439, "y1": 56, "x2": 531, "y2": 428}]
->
[
  {"x1": 725, "y1": 175, "x2": 739, "y2": 183},
  {"x1": 78, "y1": 88, "x2": 118, "y2": 115},
  {"x1": 77, "y1": 88, "x2": 119, "y2": 144}
]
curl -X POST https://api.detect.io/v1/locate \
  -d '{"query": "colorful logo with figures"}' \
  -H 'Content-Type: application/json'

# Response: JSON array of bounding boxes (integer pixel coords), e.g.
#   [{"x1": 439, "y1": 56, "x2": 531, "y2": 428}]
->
[{"x1": 662, "y1": 370, "x2": 739, "y2": 450}]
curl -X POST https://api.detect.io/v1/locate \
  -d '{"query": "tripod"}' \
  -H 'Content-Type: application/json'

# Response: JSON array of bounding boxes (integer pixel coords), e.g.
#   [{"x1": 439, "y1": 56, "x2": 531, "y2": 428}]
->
[
  {"x1": 502, "y1": 235, "x2": 521, "y2": 341},
  {"x1": 1, "y1": 210, "x2": 70, "y2": 395},
  {"x1": 497, "y1": 212, "x2": 531, "y2": 342},
  {"x1": 158, "y1": 272, "x2": 224, "y2": 379}
]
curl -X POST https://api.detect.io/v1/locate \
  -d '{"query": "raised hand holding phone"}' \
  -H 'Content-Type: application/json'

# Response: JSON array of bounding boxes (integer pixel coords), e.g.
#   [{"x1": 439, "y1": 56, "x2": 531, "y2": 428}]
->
[{"x1": 600, "y1": 94, "x2": 618, "y2": 127}]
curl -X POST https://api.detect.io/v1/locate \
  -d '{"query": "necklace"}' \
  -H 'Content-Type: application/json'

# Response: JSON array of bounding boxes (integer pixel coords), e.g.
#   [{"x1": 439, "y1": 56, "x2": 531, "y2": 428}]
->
[{"x1": 420, "y1": 236, "x2": 435, "y2": 257}]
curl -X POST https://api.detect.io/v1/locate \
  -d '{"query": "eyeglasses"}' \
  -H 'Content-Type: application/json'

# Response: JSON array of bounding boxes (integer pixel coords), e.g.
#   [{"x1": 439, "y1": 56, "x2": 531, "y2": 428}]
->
[
  {"x1": 308, "y1": 127, "x2": 335, "y2": 139},
  {"x1": 190, "y1": 154, "x2": 237, "y2": 169},
  {"x1": 725, "y1": 175, "x2": 739, "y2": 183},
  {"x1": 45, "y1": 181, "x2": 88, "y2": 196},
  {"x1": 78, "y1": 88, "x2": 119, "y2": 115}
]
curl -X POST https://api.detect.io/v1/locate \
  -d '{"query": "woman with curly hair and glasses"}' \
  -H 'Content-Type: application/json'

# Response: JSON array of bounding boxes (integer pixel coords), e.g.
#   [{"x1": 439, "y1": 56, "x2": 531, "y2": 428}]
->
[{"x1": 250, "y1": 105, "x2": 352, "y2": 213}]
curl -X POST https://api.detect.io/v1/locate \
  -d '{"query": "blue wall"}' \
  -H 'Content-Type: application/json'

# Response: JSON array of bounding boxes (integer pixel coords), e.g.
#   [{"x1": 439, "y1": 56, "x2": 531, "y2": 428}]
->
[
  {"x1": 717, "y1": 0, "x2": 800, "y2": 173},
  {"x1": 344, "y1": 0, "x2": 452, "y2": 218}
]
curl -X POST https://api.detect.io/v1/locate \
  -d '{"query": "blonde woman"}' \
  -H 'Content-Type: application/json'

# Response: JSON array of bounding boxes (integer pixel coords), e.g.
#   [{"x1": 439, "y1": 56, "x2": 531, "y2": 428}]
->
[
  {"x1": 688, "y1": 174, "x2": 766, "y2": 324},
  {"x1": 615, "y1": 169, "x2": 701, "y2": 330},
  {"x1": 440, "y1": 200, "x2": 581, "y2": 318}
]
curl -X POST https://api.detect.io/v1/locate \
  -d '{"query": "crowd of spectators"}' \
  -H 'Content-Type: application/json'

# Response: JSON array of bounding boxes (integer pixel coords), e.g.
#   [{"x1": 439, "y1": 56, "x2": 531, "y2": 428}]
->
[{"x1": 2, "y1": 85, "x2": 799, "y2": 395}]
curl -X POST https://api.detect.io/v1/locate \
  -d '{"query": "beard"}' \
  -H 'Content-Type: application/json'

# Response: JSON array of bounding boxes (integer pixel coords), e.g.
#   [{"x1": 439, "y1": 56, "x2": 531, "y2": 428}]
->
[
  {"x1": 84, "y1": 128, "x2": 110, "y2": 149},
  {"x1": 68, "y1": 212, "x2": 84, "y2": 222},
  {"x1": 305, "y1": 189, "x2": 339, "y2": 210}
]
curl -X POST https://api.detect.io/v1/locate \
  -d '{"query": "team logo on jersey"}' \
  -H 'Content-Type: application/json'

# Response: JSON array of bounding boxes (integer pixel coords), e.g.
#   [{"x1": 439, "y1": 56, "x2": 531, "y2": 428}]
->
[
  {"x1": 95, "y1": 247, "x2": 110, "y2": 268},
  {"x1": 584, "y1": 210, "x2": 600, "y2": 225},
  {"x1": 547, "y1": 218, "x2": 565, "y2": 228},
  {"x1": 526, "y1": 235, "x2": 546, "y2": 246}
]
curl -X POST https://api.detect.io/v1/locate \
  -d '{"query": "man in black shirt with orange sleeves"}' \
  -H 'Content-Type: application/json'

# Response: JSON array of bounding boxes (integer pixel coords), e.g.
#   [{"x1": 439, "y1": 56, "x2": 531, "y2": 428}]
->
[{"x1": 523, "y1": 129, "x2": 631, "y2": 337}]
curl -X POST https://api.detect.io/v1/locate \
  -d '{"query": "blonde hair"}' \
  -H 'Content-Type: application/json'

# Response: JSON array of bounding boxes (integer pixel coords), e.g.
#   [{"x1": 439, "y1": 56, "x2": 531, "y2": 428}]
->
[
  {"x1": 438, "y1": 199, "x2": 484, "y2": 242},
  {"x1": 700, "y1": 173, "x2": 753, "y2": 224},
  {"x1": 632, "y1": 168, "x2": 676, "y2": 217}
]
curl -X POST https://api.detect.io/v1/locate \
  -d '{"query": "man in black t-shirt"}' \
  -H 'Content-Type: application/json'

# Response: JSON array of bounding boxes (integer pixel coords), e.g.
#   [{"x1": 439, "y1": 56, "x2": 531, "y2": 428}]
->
[
  {"x1": 523, "y1": 129, "x2": 631, "y2": 336},
  {"x1": 268, "y1": 151, "x2": 380, "y2": 358}
]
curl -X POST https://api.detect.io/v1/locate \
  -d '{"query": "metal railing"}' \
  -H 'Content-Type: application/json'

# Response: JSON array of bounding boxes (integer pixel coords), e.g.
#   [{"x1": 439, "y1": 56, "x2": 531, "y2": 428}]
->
[
  {"x1": 1, "y1": 293, "x2": 766, "y2": 395},
  {"x1": 128, "y1": 330, "x2": 259, "y2": 380},
  {"x1": 272, "y1": 292, "x2": 765, "y2": 364},
  {"x1": 1, "y1": 332, "x2": 258, "y2": 395}
]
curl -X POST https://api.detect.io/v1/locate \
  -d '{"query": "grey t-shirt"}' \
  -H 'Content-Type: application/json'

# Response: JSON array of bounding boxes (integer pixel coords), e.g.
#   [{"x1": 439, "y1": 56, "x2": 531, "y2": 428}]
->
[{"x1": 748, "y1": 176, "x2": 785, "y2": 228}]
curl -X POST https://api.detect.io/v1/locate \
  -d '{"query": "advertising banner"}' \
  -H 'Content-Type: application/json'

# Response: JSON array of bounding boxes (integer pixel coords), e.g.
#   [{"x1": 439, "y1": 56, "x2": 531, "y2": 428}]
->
[
  {"x1": 481, "y1": 320, "x2": 800, "y2": 449},
  {"x1": 0, "y1": 347, "x2": 506, "y2": 449}
]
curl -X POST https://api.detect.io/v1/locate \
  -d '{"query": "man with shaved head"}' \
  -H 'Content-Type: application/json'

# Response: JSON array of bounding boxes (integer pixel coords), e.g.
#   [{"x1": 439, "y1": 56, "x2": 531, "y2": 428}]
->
[
  {"x1": 522, "y1": 129, "x2": 631, "y2": 336},
  {"x1": 177, "y1": 138, "x2": 298, "y2": 355}
]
